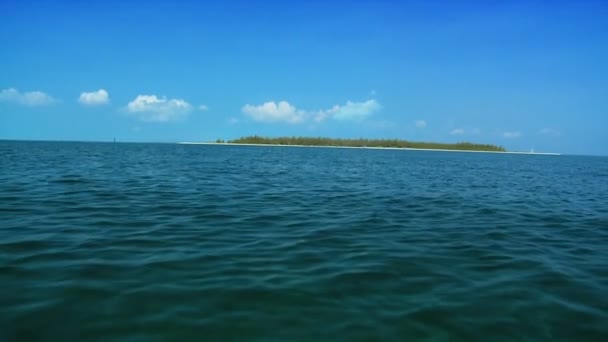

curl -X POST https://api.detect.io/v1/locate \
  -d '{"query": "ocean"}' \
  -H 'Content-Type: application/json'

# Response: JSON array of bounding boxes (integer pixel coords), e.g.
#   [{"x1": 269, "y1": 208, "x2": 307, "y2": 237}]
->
[{"x1": 1, "y1": 141, "x2": 607, "y2": 341}]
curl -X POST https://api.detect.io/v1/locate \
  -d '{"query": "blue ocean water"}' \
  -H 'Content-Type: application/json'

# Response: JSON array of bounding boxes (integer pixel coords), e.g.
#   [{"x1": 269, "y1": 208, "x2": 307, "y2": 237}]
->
[{"x1": 1, "y1": 141, "x2": 607, "y2": 341}]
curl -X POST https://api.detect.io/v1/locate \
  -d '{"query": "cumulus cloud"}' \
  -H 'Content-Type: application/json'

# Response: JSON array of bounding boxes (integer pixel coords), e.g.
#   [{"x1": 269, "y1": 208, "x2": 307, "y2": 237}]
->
[
  {"x1": 125, "y1": 95, "x2": 192, "y2": 122},
  {"x1": 0, "y1": 88, "x2": 56, "y2": 106},
  {"x1": 199, "y1": 105, "x2": 209, "y2": 111},
  {"x1": 450, "y1": 128, "x2": 465, "y2": 135},
  {"x1": 539, "y1": 127, "x2": 560, "y2": 136},
  {"x1": 242, "y1": 99, "x2": 381, "y2": 124},
  {"x1": 503, "y1": 131, "x2": 522, "y2": 138},
  {"x1": 242, "y1": 101, "x2": 306, "y2": 124},
  {"x1": 415, "y1": 120, "x2": 427, "y2": 128},
  {"x1": 78, "y1": 89, "x2": 109, "y2": 106},
  {"x1": 312, "y1": 106, "x2": 337, "y2": 123},
  {"x1": 332, "y1": 100, "x2": 381, "y2": 121}
]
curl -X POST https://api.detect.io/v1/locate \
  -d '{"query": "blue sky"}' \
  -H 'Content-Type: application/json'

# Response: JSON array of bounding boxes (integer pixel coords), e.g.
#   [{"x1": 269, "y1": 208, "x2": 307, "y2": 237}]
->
[{"x1": 1, "y1": 0, "x2": 607, "y2": 155}]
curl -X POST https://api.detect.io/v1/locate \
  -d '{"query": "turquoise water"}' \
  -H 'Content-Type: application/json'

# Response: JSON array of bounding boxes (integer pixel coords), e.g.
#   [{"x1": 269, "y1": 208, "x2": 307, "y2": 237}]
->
[{"x1": 1, "y1": 141, "x2": 607, "y2": 341}]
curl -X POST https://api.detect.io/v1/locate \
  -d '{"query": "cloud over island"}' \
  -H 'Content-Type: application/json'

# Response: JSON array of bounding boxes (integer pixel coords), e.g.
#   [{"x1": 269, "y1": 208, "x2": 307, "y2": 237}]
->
[
  {"x1": 242, "y1": 101, "x2": 306, "y2": 124},
  {"x1": 242, "y1": 99, "x2": 381, "y2": 124}
]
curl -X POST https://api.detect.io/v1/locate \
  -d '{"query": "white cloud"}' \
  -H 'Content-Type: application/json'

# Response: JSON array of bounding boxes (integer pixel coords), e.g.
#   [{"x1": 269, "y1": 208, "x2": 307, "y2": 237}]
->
[
  {"x1": 332, "y1": 99, "x2": 381, "y2": 121},
  {"x1": 450, "y1": 128, "x2": 465, "y2": 135},
  {"x1": 199, "y1": 105, "x2": 209, "y2": 111},
  {"x1": 0, "y1": 88, "x2": 56, "y2": 106},
  {"x1": 125, "y1": 95, "x2": 192, "y2": 122},
  {"x1": 415, "y1": 120, "x2": 427, "y2": 128},
  {"x1": 313, "y1": 105, "x2": 339, "y2": 123},
  {"x1": 242, "y1": 101, "x2": 306, "y2": 124},
  {"x1": 78, "y1": 89, "x2": 109, "y2": 106},
  {"x1": 242, "y1": 99, "x2": 382, "y2": 124},
  {"x1": 503, "y1": 131, "x2": 522, "y2": 138},
  {"x1": 539, "y1": 127, "x2": 560, "y2": 136},
  {"x1": 314, "y1": 99, "x2": 382, "y2": 122}
]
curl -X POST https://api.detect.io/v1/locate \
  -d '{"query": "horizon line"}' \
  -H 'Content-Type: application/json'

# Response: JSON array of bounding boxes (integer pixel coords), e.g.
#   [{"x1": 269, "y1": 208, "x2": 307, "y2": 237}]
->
[{"x1": 3, "y1": 138, "x2": 602, "y2": 156}]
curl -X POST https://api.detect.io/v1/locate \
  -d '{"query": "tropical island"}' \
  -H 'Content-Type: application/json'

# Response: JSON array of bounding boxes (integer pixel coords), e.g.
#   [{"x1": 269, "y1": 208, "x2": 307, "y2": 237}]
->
[{"x1": 212, "y1": 136, "x2": 507, "y2": 152}]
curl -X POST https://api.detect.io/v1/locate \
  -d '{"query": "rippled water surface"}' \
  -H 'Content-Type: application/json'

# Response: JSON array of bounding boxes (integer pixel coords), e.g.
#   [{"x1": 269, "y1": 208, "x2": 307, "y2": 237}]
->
[{"x1": 1, "y1": 141, "x2": 607, "y2": 341}]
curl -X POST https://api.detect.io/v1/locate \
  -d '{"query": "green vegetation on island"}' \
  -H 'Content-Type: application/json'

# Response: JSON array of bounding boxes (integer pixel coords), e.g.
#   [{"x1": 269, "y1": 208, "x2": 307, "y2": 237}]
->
[{"x1": 224, "y1": 136, "x2": 506, "y2": 152}]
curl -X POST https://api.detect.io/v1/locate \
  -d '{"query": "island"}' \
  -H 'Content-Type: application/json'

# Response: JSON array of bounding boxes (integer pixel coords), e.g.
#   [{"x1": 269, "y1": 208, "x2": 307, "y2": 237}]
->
[{"x1": 213, "y1": 136, "x2": 506, "y2": 152}]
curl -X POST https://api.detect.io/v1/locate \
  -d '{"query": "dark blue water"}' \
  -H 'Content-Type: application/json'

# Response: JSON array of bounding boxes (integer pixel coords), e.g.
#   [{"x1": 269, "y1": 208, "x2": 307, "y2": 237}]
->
[{"x1": 1, "y1": 141, "x2": 607, "y2": 341}]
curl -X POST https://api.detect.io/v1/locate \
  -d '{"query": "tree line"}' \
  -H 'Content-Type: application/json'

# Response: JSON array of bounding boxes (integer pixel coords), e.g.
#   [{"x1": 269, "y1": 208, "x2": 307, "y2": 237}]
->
[{"x1": 222, "y1": 136, "x2": 506, "y2": 152}]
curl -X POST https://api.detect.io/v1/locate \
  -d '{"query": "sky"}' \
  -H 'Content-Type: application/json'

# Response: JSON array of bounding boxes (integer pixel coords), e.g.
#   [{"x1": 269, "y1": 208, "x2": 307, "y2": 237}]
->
[{"x1": 1, "y1": 0, "x2": 607, "y2": 155}]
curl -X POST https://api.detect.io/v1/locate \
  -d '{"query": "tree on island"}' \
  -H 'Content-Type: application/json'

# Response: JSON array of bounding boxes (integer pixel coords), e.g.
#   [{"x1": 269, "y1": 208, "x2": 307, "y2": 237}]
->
[{"x1": 225, "y1": 136, "x2": 506, "y2": 152}]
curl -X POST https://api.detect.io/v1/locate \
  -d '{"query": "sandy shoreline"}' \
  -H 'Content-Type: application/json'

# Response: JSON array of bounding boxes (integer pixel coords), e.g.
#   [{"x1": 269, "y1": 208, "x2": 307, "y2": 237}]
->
[{"x1": 178, "y1": 142, "x2": 561, "y2": 155}]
